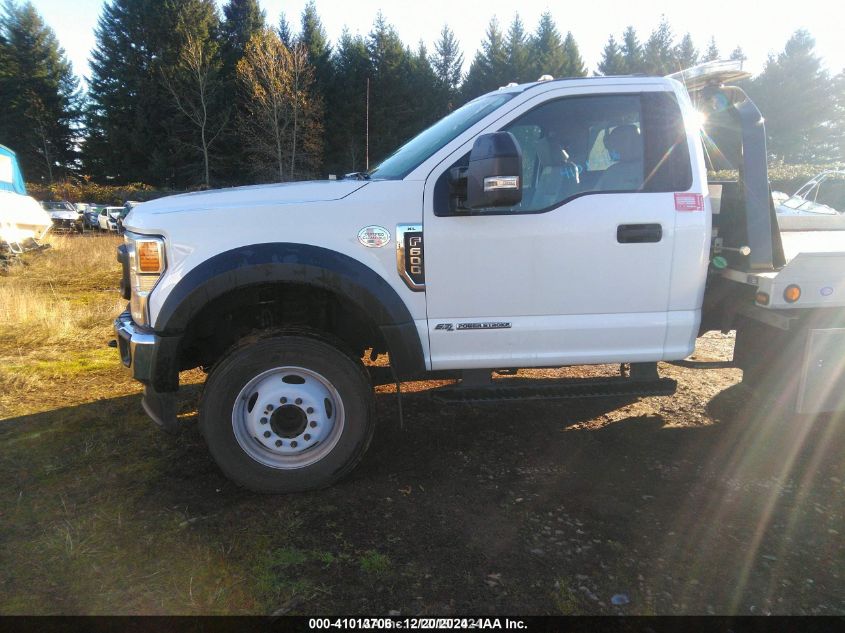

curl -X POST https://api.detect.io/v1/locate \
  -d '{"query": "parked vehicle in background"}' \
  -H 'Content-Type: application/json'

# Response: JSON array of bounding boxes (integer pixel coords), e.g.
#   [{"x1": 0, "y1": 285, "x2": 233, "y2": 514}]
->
[
  {"x1": 98, "y1": 206, "x2": 123, "y2": 232},
  {"x1": 42, "y1": 200, "x2": 83, "y2": 233},
  {"x1": 83, "y1": 206, "x2": 102, "y2": 230}
]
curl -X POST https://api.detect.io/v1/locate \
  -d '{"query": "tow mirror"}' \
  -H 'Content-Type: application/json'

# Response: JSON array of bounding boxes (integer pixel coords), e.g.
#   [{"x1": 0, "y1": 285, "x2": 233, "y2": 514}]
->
[{"x1": 466, "y1": 132, "x2": 523, "y2": 209}]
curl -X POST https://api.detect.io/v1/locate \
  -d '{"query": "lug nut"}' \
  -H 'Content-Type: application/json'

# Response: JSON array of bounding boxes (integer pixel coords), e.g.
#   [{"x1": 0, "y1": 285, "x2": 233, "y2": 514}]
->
[{"x1": 263, "y1": 431, "x2": 271, "y2": 438}]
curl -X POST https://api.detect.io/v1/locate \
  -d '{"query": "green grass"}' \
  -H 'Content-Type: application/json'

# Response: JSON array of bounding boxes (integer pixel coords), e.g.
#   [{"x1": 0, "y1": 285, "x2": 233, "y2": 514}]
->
[{"x1": 359, "y1": 550, "x2": 391, "y2": 575}]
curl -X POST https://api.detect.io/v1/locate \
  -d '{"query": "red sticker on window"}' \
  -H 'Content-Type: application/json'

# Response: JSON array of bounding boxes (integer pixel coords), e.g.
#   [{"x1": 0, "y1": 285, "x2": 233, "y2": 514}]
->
[{"x1": 674, "y1": 192, "x2": 704, "y2": 211}]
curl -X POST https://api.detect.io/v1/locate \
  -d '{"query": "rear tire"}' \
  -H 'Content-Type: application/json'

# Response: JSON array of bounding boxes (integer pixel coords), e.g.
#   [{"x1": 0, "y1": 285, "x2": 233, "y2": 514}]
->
[{"x1": 199, "y1": 333, "x2": 374, "y2": 493}]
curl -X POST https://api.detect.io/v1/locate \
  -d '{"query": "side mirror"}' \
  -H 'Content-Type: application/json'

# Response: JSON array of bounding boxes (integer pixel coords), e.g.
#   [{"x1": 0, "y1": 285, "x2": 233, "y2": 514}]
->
[{"x1": 466, "y1": 132, "x2": 522, "y2": 209}]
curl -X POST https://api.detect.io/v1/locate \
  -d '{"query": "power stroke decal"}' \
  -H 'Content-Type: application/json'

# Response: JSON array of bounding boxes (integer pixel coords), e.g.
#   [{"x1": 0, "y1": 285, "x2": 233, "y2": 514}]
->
[{"x1": 435, "y1": 322, "x2": 512, "y2": 331}]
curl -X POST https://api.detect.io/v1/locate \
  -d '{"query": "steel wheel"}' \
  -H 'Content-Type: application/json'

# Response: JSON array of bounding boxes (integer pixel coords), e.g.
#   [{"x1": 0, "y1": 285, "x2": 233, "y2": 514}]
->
[{"x1": 232, "y1": 365, "x2": 345, "y2": 469}]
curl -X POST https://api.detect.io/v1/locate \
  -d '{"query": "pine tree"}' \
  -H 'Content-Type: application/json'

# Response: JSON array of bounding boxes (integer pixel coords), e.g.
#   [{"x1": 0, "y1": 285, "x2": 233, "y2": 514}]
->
[
  {"x1": 0, "y1": 1, "x2": 81, "y2": 182},
  {"x1": 218, "y1": 0, "x2": 265, "y2": 184},
  {"x1": 366, "y1": 13, "x2": 418, "y2": 162},
  {"x1": 297, "y1": 1, "x2": 332, "y2": 172},
  {"x1": 410, "y1": 41, "x2": 440, "y2": 128},
  {"x1": 620, "y1": 26, "x2": 645, "y2": 74},
  {"x1": 220, "y1": 0, "x2": 264, "y2": 69},
  {"x1": 561, "y1": 32, "x2": 587, "y2": 77},
  {"x1": 461, "y1": 17, "x2": 508, "y2": 100},
  {"x1": 730, "y1": 46, "x2": 747, "y2": 63},
  {"x1": 323, "y1": 29, "x2": 371, "y2": 174},
  {"x1": 298, "y1": 1, "x2": 331, "y2": 79},
  {"x1": 747, "y1": 30, "x2": 833, "y2": 161},
  {"x1": 431, "y1": 25, "x2": 463, "y2": 112},
  {"x1": 85, "y1": 0, "x2": 218, "y2": 186},
  {"x1": 643, "y1": 16, "x2": 674, "y2": 75},
  {"x1": 597, "y1": 35, "x2": 626, "y2": 76},
  {"x1": 528, "y1": 11, "x2": 567, "y2": 79},
  {"x1": 504, "y1": 15, "x2": 531, "y2": 83},
  {"x1": 703, "y1": 36, "x2": 719, "y2": 62},
  {"x1": 278, "y1": 12, "x2": 292, "y2": 47},
  {"x1": 673, "y1": 33, "x2": 698, "y2": 71}
]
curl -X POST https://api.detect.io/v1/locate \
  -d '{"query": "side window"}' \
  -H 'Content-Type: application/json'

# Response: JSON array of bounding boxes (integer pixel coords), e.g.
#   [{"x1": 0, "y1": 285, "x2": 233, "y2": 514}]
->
[
  {"x1": 434, "y1": 92, "x2": 692, "y2": 215},
  {"x1": 433, "y1": 91, "x2": 692, "y2": 216},
  {"x1": 500, "y1": 94, "x2": 645, "y2": 213}
]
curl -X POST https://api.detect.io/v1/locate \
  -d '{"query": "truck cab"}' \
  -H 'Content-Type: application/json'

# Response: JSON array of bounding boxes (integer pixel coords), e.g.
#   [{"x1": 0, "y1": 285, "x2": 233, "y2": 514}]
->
[{"x1": 114, "y1": 62, "x2": 845, "y2": 493}]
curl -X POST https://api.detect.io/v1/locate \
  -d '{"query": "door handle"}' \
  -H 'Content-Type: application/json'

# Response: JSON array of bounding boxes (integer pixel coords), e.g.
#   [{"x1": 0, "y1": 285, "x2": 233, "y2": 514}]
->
[{"x1": 617, "y1": 223, "x2": 662, "y2": 244}]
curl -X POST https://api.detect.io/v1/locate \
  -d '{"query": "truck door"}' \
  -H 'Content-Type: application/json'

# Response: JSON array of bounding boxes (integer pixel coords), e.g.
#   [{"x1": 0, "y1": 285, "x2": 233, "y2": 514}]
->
[{"x1": 422, "y1": 87, "x2": 702, "y2": 370}]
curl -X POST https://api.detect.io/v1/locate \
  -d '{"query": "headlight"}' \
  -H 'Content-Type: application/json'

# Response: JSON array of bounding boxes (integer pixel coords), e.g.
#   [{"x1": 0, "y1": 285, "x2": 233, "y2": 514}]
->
[{"x1": 125, "y1": 232, "x2": 166, "y2": 326}]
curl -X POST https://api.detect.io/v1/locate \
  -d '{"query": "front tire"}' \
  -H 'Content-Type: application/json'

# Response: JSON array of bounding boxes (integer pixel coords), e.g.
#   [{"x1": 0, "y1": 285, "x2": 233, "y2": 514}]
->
[{"x1": 199, "y1": 333, "x2": 374, "y2": 493}]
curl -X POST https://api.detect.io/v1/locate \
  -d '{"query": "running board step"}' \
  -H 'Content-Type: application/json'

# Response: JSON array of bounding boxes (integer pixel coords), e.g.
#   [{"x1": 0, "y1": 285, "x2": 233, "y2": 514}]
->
[{"x1": 430, "y1": 377, "x2": 677, "y2": 404}]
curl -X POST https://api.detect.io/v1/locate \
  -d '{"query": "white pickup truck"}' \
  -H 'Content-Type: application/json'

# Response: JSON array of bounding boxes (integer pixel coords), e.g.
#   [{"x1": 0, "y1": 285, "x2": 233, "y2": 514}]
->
[{"x1": 114, "y1": 61, "x2": 845, "y2": 492}]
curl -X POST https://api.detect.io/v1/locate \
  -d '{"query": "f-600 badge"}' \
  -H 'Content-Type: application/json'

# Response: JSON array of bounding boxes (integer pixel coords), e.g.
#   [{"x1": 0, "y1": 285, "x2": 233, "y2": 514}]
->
[
  {"x1": 435, "y1": 322, "x2": 512, "y2": 331},
  {"x1": 396, "y1": 224, "x2": 425, "y2": 291}
]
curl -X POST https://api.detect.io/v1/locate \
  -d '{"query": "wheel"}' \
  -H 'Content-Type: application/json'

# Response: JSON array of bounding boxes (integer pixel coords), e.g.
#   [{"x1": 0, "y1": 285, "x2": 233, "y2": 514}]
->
[{"x1": 199, "y1": 333, "x2": 374, "y2": 493}]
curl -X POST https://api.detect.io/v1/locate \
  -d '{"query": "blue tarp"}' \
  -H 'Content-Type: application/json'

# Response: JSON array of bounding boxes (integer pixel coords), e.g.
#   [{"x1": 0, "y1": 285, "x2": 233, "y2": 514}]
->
[{"x1": 0, "y1": 144, "x2": 27, "y2": 195}]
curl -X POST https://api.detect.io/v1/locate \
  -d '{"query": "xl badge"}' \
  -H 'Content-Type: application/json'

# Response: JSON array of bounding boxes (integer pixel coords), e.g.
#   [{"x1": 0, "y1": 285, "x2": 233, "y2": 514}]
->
[{"x1": 358, "y1": 225, "x2": 391, "y2": 248}]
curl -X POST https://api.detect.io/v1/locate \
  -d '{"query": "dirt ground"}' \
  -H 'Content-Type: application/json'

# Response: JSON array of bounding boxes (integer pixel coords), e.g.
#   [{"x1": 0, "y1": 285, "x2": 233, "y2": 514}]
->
[{"x1": 1, "y1": 237, "x2": 843, "y2": 615}]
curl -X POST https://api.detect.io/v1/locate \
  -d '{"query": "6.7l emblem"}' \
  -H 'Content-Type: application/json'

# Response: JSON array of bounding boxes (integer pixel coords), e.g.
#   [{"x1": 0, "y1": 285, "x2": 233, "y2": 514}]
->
[{"x1": 358, "y1": 225, "x2": 391, "y2": 248}]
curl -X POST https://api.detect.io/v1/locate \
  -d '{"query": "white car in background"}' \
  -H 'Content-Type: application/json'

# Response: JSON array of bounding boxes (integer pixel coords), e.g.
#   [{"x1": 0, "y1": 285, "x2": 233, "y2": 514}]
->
[
  {"x1": 42, "y1": 200, "x2": 83, "y2": 233},
  {"x1": 98, "y1": 206, "x2": 124, "y2": 232}
]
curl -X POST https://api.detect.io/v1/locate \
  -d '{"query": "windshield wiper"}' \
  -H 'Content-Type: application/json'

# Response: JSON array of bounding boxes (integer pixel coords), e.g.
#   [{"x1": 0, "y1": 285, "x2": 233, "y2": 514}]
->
[{"x1": 343, "y1": 171, "x2": 371, "y2": 180}]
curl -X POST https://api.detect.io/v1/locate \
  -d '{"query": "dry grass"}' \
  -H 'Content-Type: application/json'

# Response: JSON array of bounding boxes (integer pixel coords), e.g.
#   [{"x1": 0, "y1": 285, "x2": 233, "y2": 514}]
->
[
  {"x1": 0, "y1": 234, "x2": 131, "y2": 418},
  {"x1": 0, "y1": 234, "x2": 124, "y2": 347}
]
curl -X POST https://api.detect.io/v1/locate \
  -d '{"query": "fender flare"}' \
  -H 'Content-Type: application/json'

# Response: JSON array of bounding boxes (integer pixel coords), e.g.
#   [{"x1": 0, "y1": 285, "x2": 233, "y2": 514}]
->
[{"x1": 155, "y1": 243, "x2": 425, "y2": 380}]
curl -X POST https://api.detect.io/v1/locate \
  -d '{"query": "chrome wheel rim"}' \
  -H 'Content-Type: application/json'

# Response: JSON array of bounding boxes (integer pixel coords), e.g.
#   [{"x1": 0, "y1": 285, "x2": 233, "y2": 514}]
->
[{"x1": 232, "y1": 366, "x2": 344, "y2": 469}]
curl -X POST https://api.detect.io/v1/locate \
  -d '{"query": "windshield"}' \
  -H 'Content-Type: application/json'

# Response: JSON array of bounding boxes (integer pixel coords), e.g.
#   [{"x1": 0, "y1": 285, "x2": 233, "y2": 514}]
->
[
  {"x1": 42, "y1": 201, "x2": 73, "y2": 211},
  {"x1": 368, "y1": 93, "x2": 515, "y2": 180}
]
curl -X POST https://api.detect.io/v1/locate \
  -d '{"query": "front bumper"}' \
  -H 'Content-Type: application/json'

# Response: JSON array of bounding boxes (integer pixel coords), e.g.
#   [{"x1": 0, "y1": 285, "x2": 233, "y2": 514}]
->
[
  {"x1": 114, "y1": 310, "x2": 157, "y2": 382},
  {"x1": 114, "y1": 310, "x2": 179, "y2": 432}
]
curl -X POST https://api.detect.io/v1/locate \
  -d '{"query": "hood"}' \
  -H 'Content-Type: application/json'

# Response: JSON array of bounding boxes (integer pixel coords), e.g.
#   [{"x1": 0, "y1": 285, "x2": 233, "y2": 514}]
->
[
  {"x1": 48, "y1": 209, "x2": 79, "y2": 220},
  {"x1": 133, "y1": 180, "x2": 369, "y2": 217}
]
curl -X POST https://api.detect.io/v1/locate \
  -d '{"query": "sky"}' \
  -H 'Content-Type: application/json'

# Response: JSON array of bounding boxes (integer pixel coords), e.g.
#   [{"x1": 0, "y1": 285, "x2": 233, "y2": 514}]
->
[{"x1": 29, "y1": 0, "x2": 845, "y2": 87}]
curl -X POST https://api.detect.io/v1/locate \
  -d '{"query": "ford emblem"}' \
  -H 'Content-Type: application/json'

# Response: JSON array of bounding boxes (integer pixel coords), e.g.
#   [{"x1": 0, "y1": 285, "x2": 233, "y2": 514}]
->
[
  {"x1": 357, "y1": 225, "x2": 390, "y2": 248},
  {"x1": 821, "y1": 286, "x2": 834, "y2": 297}
]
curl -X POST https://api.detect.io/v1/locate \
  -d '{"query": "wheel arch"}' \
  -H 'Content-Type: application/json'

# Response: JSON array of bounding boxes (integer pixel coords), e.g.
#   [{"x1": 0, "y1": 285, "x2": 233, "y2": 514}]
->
[{"x1": 153, "y1": 243, "x2": 425, "y2": 386}]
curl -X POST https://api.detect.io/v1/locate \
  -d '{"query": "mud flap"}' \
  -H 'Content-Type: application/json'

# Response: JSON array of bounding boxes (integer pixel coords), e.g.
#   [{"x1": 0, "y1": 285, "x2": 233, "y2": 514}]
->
[{"x1": 142, "y1": 386, "x2": 179, "y2": 434}]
